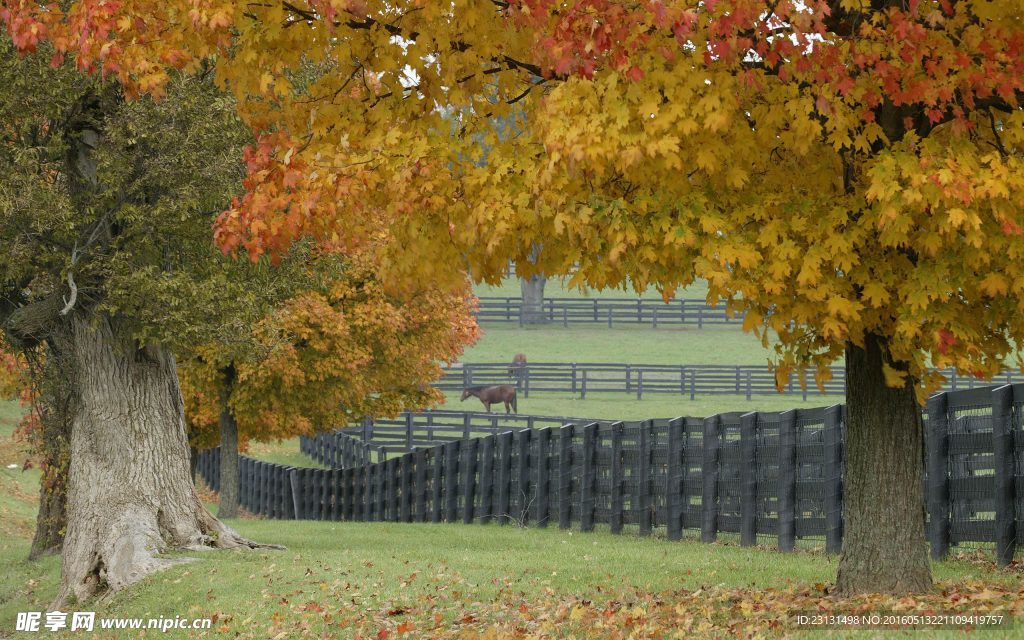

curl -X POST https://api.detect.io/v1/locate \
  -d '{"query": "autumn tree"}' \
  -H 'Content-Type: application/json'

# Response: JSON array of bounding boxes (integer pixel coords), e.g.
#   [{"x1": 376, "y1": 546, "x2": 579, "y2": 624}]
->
[
  {"x1": 8, "y1": 0, "x2": 1024, "y2": 596},
  {"x1": 0, "y1": 37, "x2": 287, "y2": 603},
  {"x1": 180, "y1": 251, "x2": 477, "y2": 519}
]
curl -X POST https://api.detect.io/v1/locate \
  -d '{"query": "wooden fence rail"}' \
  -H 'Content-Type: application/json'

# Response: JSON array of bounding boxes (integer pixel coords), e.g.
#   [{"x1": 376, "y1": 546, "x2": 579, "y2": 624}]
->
[
  {"x1": 439, "y1": 362, "x2": 1024, "y2": 400},
  {"x1": 474, "y1": 296, "x2": 739, "y2": 327},
  {"x1": 197, "y1": 383, "x2": 1024, "y2": 565}
]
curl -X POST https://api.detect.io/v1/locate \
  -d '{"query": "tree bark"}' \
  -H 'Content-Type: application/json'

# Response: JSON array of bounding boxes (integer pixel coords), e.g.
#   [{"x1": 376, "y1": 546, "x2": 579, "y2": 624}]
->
[
  {"x1": 519, "y1": 275, "x2": 547, "y2": 325},
  {"x1": 55, "y1": 313, "x2": 273, "y2": 605},
  {"x1": 835, "y1": 333, "x2": 932, "y2": 595},
  {"x1": 217, "y1": 367, "x2": 239, "y2": 519}
]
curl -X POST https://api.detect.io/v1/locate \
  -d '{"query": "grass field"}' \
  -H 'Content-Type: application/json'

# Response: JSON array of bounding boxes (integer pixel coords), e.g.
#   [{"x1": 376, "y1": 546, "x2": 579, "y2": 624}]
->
[
  {"x1": 459, "y1": 324, "x2": 779, "y2": 366},
  {"x1": 443, "y1": 390, "x2": 837, "y2": 421},
  {"x1": 6, "y1": 399, "x2": 1024, "y2": 634},
  {"x1": 3, "y1": 399, "x2": 1024, "y2": 639}
]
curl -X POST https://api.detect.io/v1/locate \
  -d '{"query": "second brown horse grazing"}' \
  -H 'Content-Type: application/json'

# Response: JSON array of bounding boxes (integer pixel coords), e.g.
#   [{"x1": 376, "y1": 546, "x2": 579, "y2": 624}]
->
[
  {"x1": 461, "y1": 385, "x2": 518, "y2": 414},
  {"x1": 508, "y1": 353, "x2": 527, "y2": 377}
]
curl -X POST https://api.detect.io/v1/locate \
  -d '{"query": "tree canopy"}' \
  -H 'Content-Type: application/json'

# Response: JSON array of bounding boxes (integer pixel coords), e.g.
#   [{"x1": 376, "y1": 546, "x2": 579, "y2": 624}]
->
[
  {"x1": 182, "y1": 251, "x2": 478, "y2": 450},
  {"x1": 7, "y1": 0, "x2": 1021, "y2": 392}
]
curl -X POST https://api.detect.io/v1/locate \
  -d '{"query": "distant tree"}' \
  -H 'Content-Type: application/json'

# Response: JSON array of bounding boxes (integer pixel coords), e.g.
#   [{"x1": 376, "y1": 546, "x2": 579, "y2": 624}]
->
[{"x1": 180, "y1": 252, "x2": 478, "y2": 518}]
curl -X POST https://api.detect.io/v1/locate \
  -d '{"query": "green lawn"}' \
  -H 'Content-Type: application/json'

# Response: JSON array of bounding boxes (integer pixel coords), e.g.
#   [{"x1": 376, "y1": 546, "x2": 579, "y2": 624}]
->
[
  {"x1": 3, "y1": 398, "x2": 1023, "y2": 639},
  {"x1": 442, "y1": 390, "x2": 838, "y2": 421},
  {"x1": 244, "y1": 438, "x2": 327, "y2": 469},
  {"x1": 2, "y1": 501, "x2": 1021, "y2": 638},
  {"x1": 462, "y1": 324, "x2": 781, "y2": 366}
]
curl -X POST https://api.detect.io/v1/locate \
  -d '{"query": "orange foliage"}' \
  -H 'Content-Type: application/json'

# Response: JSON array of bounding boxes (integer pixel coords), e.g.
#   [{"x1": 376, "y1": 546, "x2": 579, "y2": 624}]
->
[{"x1": 180, "y1": 254, "x2": 478, "y2": 447}]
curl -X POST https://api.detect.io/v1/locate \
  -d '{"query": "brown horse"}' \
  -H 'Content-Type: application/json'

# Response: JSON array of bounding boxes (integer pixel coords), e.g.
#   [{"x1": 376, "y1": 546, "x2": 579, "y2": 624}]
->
[
  {"x1": 461, "y1": 385, "x2": 518, "y2": 413},
  {"x1": 508, "y1": 353, "x2": 527, "y2": 377}
]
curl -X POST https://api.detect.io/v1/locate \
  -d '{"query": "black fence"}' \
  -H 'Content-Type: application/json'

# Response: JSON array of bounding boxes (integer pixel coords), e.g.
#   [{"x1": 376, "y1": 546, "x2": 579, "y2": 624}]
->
[
  {"x1": 475, "y1": 297, "x2": 738, "y2": 327},
  {"x1": 440, "y1": 362, "x2": 1024, "y2": 400},
  {"x1": 196, "y1": 383, "x2": 1024, "y2": 564}
]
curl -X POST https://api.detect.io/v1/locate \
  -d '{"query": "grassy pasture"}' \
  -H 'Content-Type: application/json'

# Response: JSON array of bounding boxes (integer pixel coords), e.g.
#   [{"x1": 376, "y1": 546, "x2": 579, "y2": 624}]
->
[{"x1": 3, "y1": 399, "x2": 1024, "y2": 639}]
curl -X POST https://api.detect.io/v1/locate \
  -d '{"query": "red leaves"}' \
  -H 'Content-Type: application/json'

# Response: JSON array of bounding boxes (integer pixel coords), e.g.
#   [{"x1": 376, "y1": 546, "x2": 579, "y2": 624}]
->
[{"x1": 937, "y1": 329, "x2": 956, "y2": 355}]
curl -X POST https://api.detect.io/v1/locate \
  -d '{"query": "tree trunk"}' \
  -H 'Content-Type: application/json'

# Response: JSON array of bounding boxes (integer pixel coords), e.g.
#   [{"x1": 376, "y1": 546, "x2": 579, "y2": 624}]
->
[
  {"x1": 217, "y1": 368, "x2": 239, "y2": 519},
  {"x1": 519, "y1": 275, "x2": 547, "y2": 325},
  {"x1": 835, "y1": 333, "x2": 932, "y2": 595},
  {"x1": 55, "y1": 313, "x2": 272, "y2": 605},
  {"x1": 28, "y1": 341, "x2": 72, "y2": 560},
  {"x1": 28, "y1": 351, "x2": 72, "y2": 559}
]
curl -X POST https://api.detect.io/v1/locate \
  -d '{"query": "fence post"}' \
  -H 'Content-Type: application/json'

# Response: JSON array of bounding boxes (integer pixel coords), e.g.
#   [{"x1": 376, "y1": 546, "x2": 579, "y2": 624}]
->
[
  {"x1": 991, "y1": 385, "x2": 1017, "y2": 566},
  {"x1": 610, "y1": 422, "x2": 625, "y2": 535},
  {"x1": 524, "y1": 365, "x2": 530, "y2": 398},
  {"x1": 701, "y1": 415, "x2": 721, "y2": 543},
  {"x1": 535, "y1": 427, "x2": 552, "y2": 527},
  {"x1": 581, "y1": 370, "x2": 588, "y2": 399},
  {"x1": 925, "y1": 393, "x2": 950, "y2": 560},
  {"x1": 626, "y1": 365, "x2": 632, "y2": 393},
  {"x1": 740, "y1": 412, "x2": 758, "y2": 546},
  {"x1": 479, "y1": 435, "x2": 495, "y2": 524},
  {"x1": 497, "y1": 432, "x2": 513, "y2": 525},
  {"x1": 562, "y1": 307, "x2": 568, "y2": 327},
  {"x1": 375, "y1": 460, "x2": 386, "y2": 521},
  {"x1": 445, "y1": 440, "x2": 460, "y2": 523},
  {"x1": 414, "y1": 448, "x2": 428, "y2": 522},
  {"x1": 558, "y1": 425, "x2": 574, "y2": 529},
  {"x1": 431, "y1": 445, "x2": 444, "y2": 523},
  {"x1": 347, "y1": 466, "x2": 358, "y2": 521},
  {"x1": 637, "y1": 370, "x2": 644, "y2": 400},
  {"x1": 824, "y1": 404, "x2": 845, "y2": 555},
  {"x1": 580, "y1": 423, "x2": 598, "y2": 533},
  {"x1": 515, "y1": 428, "x2": 532, "y2": 526},
  {"x1": 400, "y1": 453, "x2": 413, "y2": 522},
  {"x1": 462, "y1": 437, "x2": 478, "y2": 525},
  {"x1": 405, "y1": 413, "x2": 415, "y2": 452},
  {"x1": 666, "y1": 417, "x2": 684, "y2": 541},
  {"x1": 289, "y1": 469, "x2": 302, "y2": 520},
  {"x1": 463, "y1": 413, "x2": 472, "y2": 439},
  {"x1": 339, "y1": 467, "x2": 351, "y2": 521},
  {"x1": 778, "y1": 410, "x2": 797, "y2": 552},
  {"x1": 639, "y1": 420, "x2": 653, "y2": 536},
  {"x1": 745, "y1": 371, "x2": 752, "y2": 401},
  {"x1": 690, "y1": 370, "x2": 696, "y2": 401}
]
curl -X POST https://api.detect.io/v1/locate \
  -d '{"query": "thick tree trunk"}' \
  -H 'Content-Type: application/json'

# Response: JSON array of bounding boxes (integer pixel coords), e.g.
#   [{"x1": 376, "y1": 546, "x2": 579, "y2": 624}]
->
[
  {"x1": 835, "y1": 333, "x2": 932, "y2": 595},
  {"x1": 217, "y1": 370, "x2": 239, "y2": 519},
  {"x1": 519, "y1": 275, "x2": 547, "y2": 325},
  {"x1": 55, "y1": 313, "x2": 272, "y2": 605}
]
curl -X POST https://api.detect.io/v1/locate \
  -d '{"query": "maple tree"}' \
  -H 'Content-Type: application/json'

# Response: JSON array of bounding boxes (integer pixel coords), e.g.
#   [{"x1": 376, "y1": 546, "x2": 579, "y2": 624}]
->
[
  {"x1": 7, "y1": 0, "x2": 1024, "y2": 596},
  {"x1": 180, "y1": 251, "x2": 478, "y2": 518}
]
